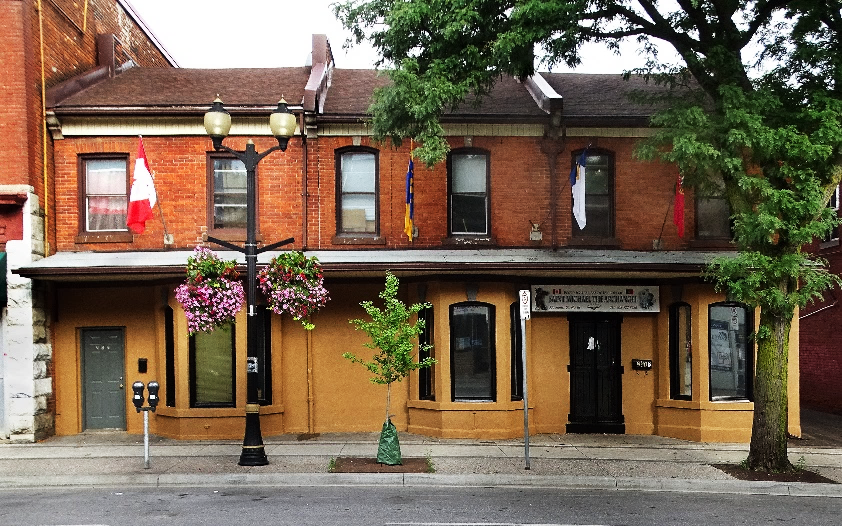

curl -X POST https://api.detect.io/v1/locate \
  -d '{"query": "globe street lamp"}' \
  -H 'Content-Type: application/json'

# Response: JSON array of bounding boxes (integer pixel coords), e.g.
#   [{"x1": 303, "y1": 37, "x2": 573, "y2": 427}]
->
[{"x1": 203, "y1": 96, "x2": 297, "y2": 466}]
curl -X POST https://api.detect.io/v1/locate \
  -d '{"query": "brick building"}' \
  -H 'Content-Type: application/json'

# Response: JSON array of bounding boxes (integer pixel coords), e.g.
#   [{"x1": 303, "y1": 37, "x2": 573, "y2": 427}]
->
[
  {"x1": 0, "y1": 0, "x2": 175, "y2": 441},
  {"x1": 14, "y1": 35, "x2": 802, "y2": 443},
  {"x1": 800, "y1": 194, "x2": 842, "y2": 414}
]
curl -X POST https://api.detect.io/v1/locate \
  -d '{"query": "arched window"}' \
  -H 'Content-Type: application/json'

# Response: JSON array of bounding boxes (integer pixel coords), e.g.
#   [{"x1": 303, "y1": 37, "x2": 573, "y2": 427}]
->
[
  {"x1": 571, "y1": 149, "x2": 614, "y2": 238},
  {"x1": 448, "y1": 148, "x2": 490, "y2": 236},
  {"x1": 669, "y1": 302, "x2": 692, "y2": 400},
  {"x1": 708, "y1": 302, "x2": 753, "y2": 401},
  {"x1": 450, "y1": 302, "x2": 496, "y2": 401},
  {"x1": 336, "y1": 147, "x2": 379, "y2": 235}
]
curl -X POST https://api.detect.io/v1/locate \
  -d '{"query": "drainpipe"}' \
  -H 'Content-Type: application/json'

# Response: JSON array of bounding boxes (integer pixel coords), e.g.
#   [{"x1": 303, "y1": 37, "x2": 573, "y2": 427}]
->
[
  {"x1": 300, "y1": 112, "x2": 308, "y2": 249},
  {"x1": 307, "y1": 328, "x2": 314, "y2": 434},
  {"x1": 541, "y1": 112, "x2": 564, "y2": 250},
  {"x1": 37, "y1": 0, "x2": 49, "y2": 255}
]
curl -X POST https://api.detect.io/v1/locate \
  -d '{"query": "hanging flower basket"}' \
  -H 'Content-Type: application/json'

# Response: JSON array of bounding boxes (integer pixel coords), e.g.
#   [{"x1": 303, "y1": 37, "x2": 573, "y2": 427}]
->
[
  {"x1": 175, "y1": 246, "x2": 245, "y2": 335},
  {"x1": 258, "y1": 251, "x2": 329, "y2": 330}
]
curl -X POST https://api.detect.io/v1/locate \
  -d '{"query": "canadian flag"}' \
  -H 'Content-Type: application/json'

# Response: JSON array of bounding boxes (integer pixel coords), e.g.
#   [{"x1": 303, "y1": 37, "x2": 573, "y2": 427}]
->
[{"x1": 126, "y1": 137, "x2": 157, "y2": 234}]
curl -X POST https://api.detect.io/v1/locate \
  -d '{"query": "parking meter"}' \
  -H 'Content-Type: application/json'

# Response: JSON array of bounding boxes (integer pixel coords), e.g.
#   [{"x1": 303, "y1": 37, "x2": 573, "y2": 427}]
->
[
  {"x1": 132, "y1": 381, "x2": 145, "y2": 413},
  {"x1": 146, "y1": 381, "x2": 160, "y2": 412}
]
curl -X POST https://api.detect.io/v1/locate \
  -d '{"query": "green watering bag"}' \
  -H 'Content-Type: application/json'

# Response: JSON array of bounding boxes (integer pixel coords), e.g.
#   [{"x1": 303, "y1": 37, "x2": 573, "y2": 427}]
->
[{"x1": 377, "y1": 418, "x2": 402, "y2": 465}]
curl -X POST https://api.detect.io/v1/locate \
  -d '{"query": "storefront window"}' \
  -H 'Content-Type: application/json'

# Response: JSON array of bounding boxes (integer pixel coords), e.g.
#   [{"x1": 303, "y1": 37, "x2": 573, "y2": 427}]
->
[
  {"x1": 708, "y1": 303, "x2": 753, "y2": 401},
  {"x1": 418, "y1": 305, "x2": 434, "y2": 400},
  {"x1": 450, "y1": 302, "x2": 495, "y2": 401},
  {"x1": 190, "y1": 323, "x2": 236, "y2": 407},
  {"x1": 669, "y1": 303, "x2": 692, "y2": 400}
]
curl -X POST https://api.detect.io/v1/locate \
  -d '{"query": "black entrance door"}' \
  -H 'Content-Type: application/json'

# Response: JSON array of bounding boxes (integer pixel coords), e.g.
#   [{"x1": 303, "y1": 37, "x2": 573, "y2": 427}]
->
[{"x1": 567, "y1": 315, "x2": 624, "y2": 433}]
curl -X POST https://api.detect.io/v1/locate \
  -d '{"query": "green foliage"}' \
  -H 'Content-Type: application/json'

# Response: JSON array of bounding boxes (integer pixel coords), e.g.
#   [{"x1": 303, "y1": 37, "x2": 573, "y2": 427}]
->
[
  {"x1": 337, "y1": 0, "x2": 842, "y2": 472},
  {"x1": 344, "y1": 271, "x2": 436, "y2": 386}
]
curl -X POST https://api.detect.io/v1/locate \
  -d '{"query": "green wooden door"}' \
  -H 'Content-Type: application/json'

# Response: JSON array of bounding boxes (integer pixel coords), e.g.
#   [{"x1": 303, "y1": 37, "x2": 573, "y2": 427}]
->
[{"x1": 82, "y1": 328, "x2": 126, "y2": 430}]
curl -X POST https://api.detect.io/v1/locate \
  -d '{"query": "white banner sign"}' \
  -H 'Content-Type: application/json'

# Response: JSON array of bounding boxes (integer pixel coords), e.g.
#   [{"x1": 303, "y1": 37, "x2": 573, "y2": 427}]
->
[{"x1": 530, "y1": 285, "x2": 660, "y2": 313}]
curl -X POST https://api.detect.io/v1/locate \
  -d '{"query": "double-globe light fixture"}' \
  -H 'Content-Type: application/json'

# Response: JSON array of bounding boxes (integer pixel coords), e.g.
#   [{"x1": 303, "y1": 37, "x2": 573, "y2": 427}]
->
[{"x1": 203, "y1": 96, "x2": 297, "y2": 466}]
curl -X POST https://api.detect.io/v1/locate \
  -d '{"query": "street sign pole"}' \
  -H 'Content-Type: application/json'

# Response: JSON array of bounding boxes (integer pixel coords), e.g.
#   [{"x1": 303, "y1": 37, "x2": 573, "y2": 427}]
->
[{"x1": 519, "y1": 289, "x2": 531, "y2": 470}]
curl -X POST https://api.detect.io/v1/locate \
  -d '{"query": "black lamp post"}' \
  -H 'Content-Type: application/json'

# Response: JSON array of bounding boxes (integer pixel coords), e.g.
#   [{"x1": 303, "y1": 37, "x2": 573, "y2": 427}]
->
[{"x1": 203, "y1": 96, "x2": 296, "y2": 466}]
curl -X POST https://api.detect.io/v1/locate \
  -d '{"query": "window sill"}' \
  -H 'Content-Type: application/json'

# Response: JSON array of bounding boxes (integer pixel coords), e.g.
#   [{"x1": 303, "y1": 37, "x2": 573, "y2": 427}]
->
[
  {"x1": 331, "y1": 235, "x2": 386, "y2": 245},
  {"x1": 75, "y1": 232, "x2": 133, "y2": 244},
  {"x1": 688, "y1": 239, "x2": 734, "y2": 250},
  {"x1": 819, "y1": 238, "x2": 840, "y2": 250},
  {"x1": 441, "y1": 236, "x2": 496, "y2": 246},
  {"x1": 566, "y1": 236, "x2": 620, "y2": 248},
  {"x1": 205, "y1": 230, "x2": 264, "y2": 244}
]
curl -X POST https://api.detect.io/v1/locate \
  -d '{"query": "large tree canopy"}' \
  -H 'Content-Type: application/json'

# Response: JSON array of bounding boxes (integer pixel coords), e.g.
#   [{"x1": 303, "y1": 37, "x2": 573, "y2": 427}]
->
[{"x1": 336, "y1": 0, "x2": 842, "y2": 472}]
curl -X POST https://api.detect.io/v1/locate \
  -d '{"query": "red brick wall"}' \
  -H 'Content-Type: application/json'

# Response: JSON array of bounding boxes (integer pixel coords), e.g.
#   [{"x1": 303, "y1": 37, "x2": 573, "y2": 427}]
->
[
  {"x1": 800, "y1": 244, "x2": 842, "y2": 414},
  {"x1": 0, "y1": 0, "x2": 34, "y2": 187},
  {"x1": 55, "y1": 132, "x2": 689, "y2": 253},
  {"x1": 0, "y1": 0, "x2": 173, "y2": 255}
]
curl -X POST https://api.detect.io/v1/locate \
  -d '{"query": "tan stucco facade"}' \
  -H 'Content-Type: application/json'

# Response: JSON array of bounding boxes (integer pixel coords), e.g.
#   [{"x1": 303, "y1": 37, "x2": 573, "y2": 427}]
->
[{"x1": 51, "y1": 278, "x2": 801, "y2": 442}]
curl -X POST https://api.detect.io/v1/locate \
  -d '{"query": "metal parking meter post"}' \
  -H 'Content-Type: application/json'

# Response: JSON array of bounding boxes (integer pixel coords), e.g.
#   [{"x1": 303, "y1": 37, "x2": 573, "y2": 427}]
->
[{"x1": 133, "y1": 381, "x2": 159, "y2": 469}]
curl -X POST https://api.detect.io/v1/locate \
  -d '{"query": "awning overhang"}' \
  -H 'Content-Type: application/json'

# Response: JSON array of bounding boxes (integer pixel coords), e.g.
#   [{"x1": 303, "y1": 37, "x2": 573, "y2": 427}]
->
[{"x1": 12, "y1": 248, "x2": 733, "y2": 283}]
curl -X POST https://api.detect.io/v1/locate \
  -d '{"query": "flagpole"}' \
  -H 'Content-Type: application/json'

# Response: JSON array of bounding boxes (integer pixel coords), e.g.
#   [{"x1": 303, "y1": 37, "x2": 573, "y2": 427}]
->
[{"x1": 136, "y1": 135, "x2": 173, "y2": 245}]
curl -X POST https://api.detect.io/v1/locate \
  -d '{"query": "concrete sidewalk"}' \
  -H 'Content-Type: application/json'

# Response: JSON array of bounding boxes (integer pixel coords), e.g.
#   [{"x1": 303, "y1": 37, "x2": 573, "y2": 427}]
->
[{"x1": 1, "y1": 429, "x2": 841, "y2": 497}]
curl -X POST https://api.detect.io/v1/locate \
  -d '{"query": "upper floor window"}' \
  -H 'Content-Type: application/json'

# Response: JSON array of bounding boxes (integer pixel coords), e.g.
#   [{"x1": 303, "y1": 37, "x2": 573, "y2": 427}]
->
[
  {"x1": 80, "y1": 156, "x2": 129, "y2": 232},
  {"x1": 696, "y1": 178, "x2": 732, "y2": 240},
  {"x1": 209, "y1": 155, "x2": 248, "y2": 231},
  {"x1": 450, "y1": 302, "x2": 496, "y2": 401},
  {"x1": 336, "y1": 148, "x2": 378, "y2": 235},
  {"x1": 572, "y1": 150, "x2": 614, "y2": 239},
  {"x1": 448, "y1": 149, "x2": 490, "y2": 236},
  {"x1": 822, "y1": 185, "x2": 839, "y2": 245},
  {"x1": 669, "y1": 302, "x2": 692, "y2": 400},
  {"x1": 709, "y1": 302, "x2": 753, "y2": 401}
]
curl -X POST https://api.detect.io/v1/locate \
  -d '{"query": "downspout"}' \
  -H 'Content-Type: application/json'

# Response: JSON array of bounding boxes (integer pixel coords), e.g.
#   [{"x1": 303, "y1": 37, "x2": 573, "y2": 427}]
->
[
  {"x1": 541, "y1": 113, "x2": 564, "y2": 250},
  {"x1": 300, "y1": 112, "x2": 308, "y2": 249},
  {"x1": 37, "y1": 0, "x2": 50, "y2": 255},
  {"x1": 307, "y1": 328, "x2": 314, "y2": 434}
]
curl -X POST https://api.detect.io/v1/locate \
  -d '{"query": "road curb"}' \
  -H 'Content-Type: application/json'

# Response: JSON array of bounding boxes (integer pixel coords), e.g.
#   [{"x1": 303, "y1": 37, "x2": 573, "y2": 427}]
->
[{"x1": 2, "y1": 472, "x2": 841, "y2": 497}]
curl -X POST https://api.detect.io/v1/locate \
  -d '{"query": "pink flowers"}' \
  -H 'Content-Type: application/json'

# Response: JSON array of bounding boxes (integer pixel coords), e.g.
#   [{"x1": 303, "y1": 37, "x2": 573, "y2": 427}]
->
[
  {"x1": 175, "y1": 247, "x2": 245, "y2": 335},
  {"x1": 258, "y1": 251, "x2": 329, "y2": 330}
]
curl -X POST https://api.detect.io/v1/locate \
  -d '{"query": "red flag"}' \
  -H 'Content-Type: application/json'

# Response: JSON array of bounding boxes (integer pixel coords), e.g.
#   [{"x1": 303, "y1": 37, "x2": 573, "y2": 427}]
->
[
  {"x1": 127, "y1": 137, "x2": 157, "y2": 234},
  {"x1": 673, "y1": 174, "x2": 685, "y2": 237}
]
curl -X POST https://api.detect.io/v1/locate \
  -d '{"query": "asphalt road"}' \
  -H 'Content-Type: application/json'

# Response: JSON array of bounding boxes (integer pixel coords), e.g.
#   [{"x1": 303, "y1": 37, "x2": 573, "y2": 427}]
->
[{"x1": 1, "y1": 485, "x2": 839, "y2": 526}]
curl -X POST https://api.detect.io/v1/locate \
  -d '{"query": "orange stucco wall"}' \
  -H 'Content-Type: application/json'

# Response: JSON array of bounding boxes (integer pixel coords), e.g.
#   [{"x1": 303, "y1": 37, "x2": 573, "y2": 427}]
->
[{"x1": 50, "y1": 278, "x2": 800, "y2": 443}]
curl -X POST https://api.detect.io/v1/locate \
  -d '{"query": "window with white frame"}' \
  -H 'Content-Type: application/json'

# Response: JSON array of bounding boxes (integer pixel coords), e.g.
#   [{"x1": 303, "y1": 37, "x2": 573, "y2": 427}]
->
[
  {"x1": 80, "y1": 156, "x2": 129, "y2": 232},
  {"x1": 448, "y1": 149, "x2": 490, "y2": 236},
  {"x1": 336, "y1": 148, "x2": 378, "y2": 234}
]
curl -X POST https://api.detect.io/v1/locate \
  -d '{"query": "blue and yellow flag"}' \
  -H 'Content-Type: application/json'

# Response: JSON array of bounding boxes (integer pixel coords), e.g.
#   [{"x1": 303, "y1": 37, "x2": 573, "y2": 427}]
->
[{"x1": 404, "y1": 158, "x2": 414, "y2": 241}]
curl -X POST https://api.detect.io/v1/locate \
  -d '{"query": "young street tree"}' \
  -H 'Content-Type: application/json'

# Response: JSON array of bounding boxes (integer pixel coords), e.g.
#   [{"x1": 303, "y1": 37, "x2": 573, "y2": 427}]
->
[
  {"x1": 344, "y1": 271, "x2": 435, "y2": 464},
  {"x1": 336, "y1": 0, "x2": 842, "y2": 472}
]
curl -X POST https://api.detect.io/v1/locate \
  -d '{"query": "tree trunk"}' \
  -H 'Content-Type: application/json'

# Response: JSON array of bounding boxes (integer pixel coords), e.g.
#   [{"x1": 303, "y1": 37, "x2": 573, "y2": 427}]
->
[
  {"x1": 746, "y1": 306, "x2": 793, "y2": 472},
  {"x1": 385, "y1": 382, "x2": 391, "y2": 423}
]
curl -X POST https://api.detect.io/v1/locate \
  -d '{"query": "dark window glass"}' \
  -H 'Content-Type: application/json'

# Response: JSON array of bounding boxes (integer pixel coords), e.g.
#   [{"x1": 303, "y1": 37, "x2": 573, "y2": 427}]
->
[
  {"x1": 190, "y1": 323, "x2": 236, "y2": 407},
  {"x1": 510, "y1": 303, "x2": 524, "y2": 401},
  {"x1": 572, "y1": 151, "x2": 613, "y2": 238},
  {"x1": 82, "y1": 158, "x2": 128, "y2": 232},
  {"x1": 823, "y1": 185, "x2": 839, "y2": 243},
  {"x1": 256, "y1": 306, "x2": 272, "y2": 405},
  {"x1": 450, "y1": 302, "x2": 495, "y2": 401},
  {"x1": 696, "y1": 197, "x2": 732, "y2": 239},
  {"x1": 418, "y1": 306, "x2": 434, "y2": 400},
  {"x1": 449, "y1": 151, "x2": 489, "y2": 235},
  {"x1": 709, "y1": 303, "x2": 753, "y2": 401},
  {"x1": 669, "y1": 303, "x2": 692, "y2": 400},
  {"x1": 165, "y1": 306, "x2": 175, "y2": 407},
  {"x1": 212, "y1": 158, "x2": 247, "y2": 229},
  {"x1": 337, "y1": 150, "x2": 378, "y2": 234}
]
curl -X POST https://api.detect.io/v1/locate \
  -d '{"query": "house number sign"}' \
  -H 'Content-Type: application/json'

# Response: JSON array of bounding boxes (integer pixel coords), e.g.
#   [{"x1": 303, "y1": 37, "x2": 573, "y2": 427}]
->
[{"x1": 531, "y1": 285, "x2": 660, "y2": 313}]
